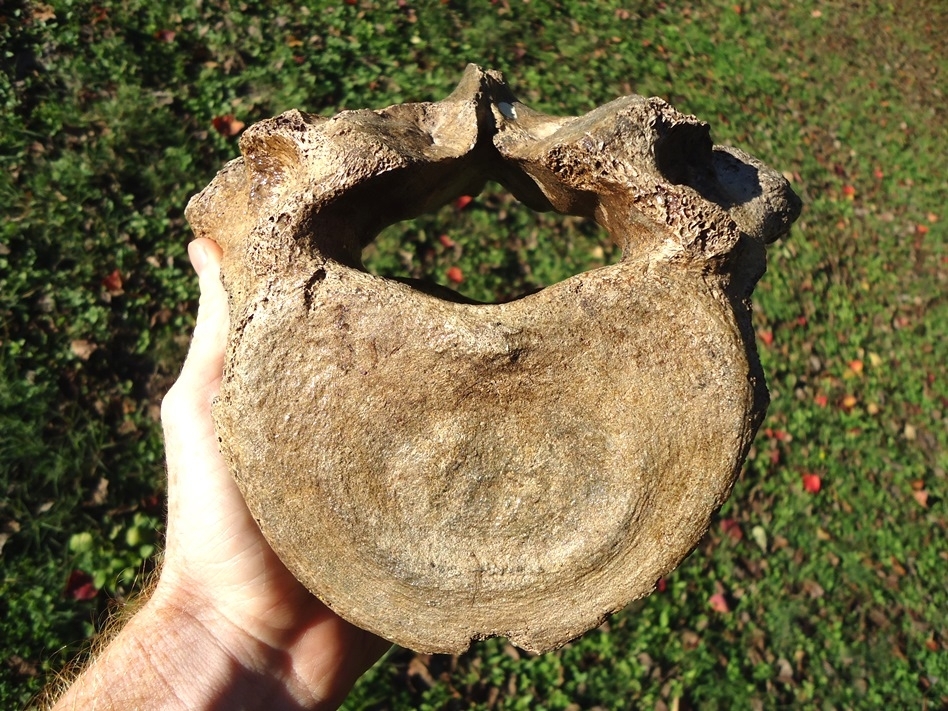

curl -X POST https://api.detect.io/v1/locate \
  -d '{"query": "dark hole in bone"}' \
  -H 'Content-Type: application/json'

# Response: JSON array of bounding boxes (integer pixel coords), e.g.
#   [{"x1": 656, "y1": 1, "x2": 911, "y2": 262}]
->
[
  {"x1": 654, "y1": 121, "x2": 716, "y2": 189},
  {"x1": 365, "y1": 183, "x2": 617, "y2": 304}
]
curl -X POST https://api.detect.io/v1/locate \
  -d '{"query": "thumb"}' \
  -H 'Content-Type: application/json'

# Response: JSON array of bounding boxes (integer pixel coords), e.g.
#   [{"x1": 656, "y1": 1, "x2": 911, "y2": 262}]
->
[{"x1": 178, "y1": 238, "x2": 228, "y2": 395}]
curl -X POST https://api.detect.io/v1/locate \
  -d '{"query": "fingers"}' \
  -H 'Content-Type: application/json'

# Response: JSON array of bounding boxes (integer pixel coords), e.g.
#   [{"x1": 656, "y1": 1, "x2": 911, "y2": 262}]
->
[
  {"x1": 178, "y1": 238, "x2": 228, "y2": 397},
  {"x1": 159, "y1": 238, "x2": 237, "y2": 574}
]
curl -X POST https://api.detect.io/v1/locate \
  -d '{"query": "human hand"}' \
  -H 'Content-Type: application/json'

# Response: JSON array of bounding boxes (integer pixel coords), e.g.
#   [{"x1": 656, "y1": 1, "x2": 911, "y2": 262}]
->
[{"x1": 53, "y1": 238, "x2": 389, "y2": 710}]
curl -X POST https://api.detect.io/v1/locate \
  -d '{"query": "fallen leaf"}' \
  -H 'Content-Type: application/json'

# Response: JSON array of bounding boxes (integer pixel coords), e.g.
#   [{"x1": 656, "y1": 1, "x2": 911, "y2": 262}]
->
[
  {"x1": 212, "y1": 114, "x2": 245, "y2": 137},
  {"x1": 681, "y1": 630, "x2": 701, "y2": 650},
  {"x1": 774, "y1": 429, "x2": 792, "y2": 442},
  {"x1": 5, "y1": 655, "x2": 38, "y2": 678},
  {"x1": 903, "y1": 423, "x2": 917, "y2": 440},
  {"x1": 709, "y1": 592, "x2": 730, "y2": 613},
  {"x1": 454, "y1": 195, "x2": 473, "y2": 210},
  {"x1": 70, "y1": 339, "x2": 96, "y2": 360},
  {"x1": 841, "y1": 184, "x2": 856, "y2": 199},
  {"x1": 814, "y1": 393, "x2": 828, "y2": 407},
  {"x1": 65, "y1": 570, "x2": 98, "y2": 601},
  {"x1": 86, "y1": 477, "x2": 109, "y2": 506},
  {"x1": 4, "y1": 520, "x2": 22, "y2": 535},
  {"x1": 720, "y1": 518, "x2": 743, "y2": 542},
  {"x1": 101, "y1": 268, "x2": 123, "y2": 294},
  {"x1": 758, "y1": 329, "x2": 774, "y2": 347},
  {"x1": 776, "y1": 657, "x2": 794, "y2": 683},
  {"x1": 446, "y1": 266, "x2": 463, "y2": 284},
  {"x1": 889, "y1": 557, "x2": 907, "y2": 576},
  {"x1": 848, "y1": 359, "x2": 863, "y2": 375},
  {"x1": 802, "y1": 473, "x2": 822, "y2": 493},
  {"x1": 438, "y1": 234, "x2": 456, "y2": 248},
  {"x1": 841, "y1": 394, "x2": 858, "y2": 410},
  {"x1": 751, "y1": 525, "x2": 768, "y2": 553},
  {"x1": 406, "y1": 656, "x2": 435, "y2": 687},
  {"x1": 912, "y1": 489, "x2": 929, "y2": 508},
  {"x1": 32, "y1": 4, "x2": 56, "y2": 22},
  {"x1": 153, "y1": 29, "x2": 176, "y2": 43},
  {"x1": 802, "y1": 579, "x2": 825, "y2": 598}
]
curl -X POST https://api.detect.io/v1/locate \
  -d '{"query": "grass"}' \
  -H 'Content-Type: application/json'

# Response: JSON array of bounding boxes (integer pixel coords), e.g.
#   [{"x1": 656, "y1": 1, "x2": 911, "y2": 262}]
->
[{"x1": 1, "y1": 0, "x2": 945, "y2": 708}]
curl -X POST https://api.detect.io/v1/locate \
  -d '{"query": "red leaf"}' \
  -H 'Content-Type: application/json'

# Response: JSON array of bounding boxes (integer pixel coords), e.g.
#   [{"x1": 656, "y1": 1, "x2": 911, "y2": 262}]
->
[
  {"x1": 841, "y1": 184, "x2": 856, "y2": 199},
  {"x1": 454, "y1": 195, "x2": 473, "y2": 210},
  {"x1": 446, "y1": 266, "x2": 463, "y2": 284},
  {"x1": 720, "y1": 518, "x2": 743, "y2": 542},
  {"x1": 655, "y1": 577, "x2": 667, "y2": 592},
  {"x1": 212, "y1": 114, "x2": 245, "y2": 137},
  {"x1": 709, "y1": 593, "x2": 731, "y2": 613},
  {"x1": 814, "y1": 394, "x2": 828, "y2": 407},
  {"x1": 65, "y1": 570, "x2": 98, "y2": 600},
  {"x1": 438, "y1": 234, "x2": 456, "y2": 248},
  {"x1": 758, "y1": 329, "x2": 774, "y2": 347},
  {"x1": 802, "y1": 473, "x2": 822, "y2": 494},
  {"x1": 101, "y1": 269, "x2": 123, "y2": 294}
]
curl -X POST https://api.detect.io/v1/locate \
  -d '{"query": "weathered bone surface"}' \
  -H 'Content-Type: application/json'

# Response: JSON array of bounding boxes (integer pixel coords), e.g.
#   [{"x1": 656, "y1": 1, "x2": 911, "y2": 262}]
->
[{"x1": 185, "y1": 64, "x2": 801, "y2": 654}]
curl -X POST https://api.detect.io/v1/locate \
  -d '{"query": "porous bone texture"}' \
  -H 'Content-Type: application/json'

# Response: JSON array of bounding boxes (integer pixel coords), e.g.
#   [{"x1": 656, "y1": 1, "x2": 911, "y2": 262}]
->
[{"x1": 185, "y1": 65, "x2": 801, "y2": 653}]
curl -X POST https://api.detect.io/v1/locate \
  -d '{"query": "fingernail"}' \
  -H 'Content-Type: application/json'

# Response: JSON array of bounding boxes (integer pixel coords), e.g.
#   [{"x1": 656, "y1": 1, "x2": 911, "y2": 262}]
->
[{"x1": 188, "y1": 240, "x2": 208, "y2": 274}]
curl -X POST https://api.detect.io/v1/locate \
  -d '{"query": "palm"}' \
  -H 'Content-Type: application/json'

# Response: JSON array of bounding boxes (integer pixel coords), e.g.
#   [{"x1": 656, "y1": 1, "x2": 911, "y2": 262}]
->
[{"x1": 158, "y1": 239, "x2": 389, "y2": 706}]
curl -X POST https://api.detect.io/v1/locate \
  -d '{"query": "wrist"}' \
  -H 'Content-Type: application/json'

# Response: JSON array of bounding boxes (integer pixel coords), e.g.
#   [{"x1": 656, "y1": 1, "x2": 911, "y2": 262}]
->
[
  {"x1": 52, "y1": 583, "x2": 336, "y2": 711},
  {"x1": 140, "y1": 582, "x2": 331, "y2": 710}
]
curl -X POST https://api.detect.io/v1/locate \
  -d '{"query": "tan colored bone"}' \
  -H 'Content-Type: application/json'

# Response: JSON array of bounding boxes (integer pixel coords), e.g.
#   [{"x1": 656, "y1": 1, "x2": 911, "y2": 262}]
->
[{"x1": 185, "y1": 65, "x2": 801, "y2": 654}]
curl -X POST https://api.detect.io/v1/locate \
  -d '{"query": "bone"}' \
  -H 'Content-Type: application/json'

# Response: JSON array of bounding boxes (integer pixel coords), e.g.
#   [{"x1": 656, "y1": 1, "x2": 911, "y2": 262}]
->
[{"x1": 185, "y1": 64, "x2": 801, "y2": 653}]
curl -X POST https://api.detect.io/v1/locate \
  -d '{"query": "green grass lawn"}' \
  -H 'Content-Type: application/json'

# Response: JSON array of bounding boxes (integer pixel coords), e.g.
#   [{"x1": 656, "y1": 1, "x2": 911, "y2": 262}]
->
[{"x1": 2, "y1": 0, "x2": 945, "y2": 708}]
